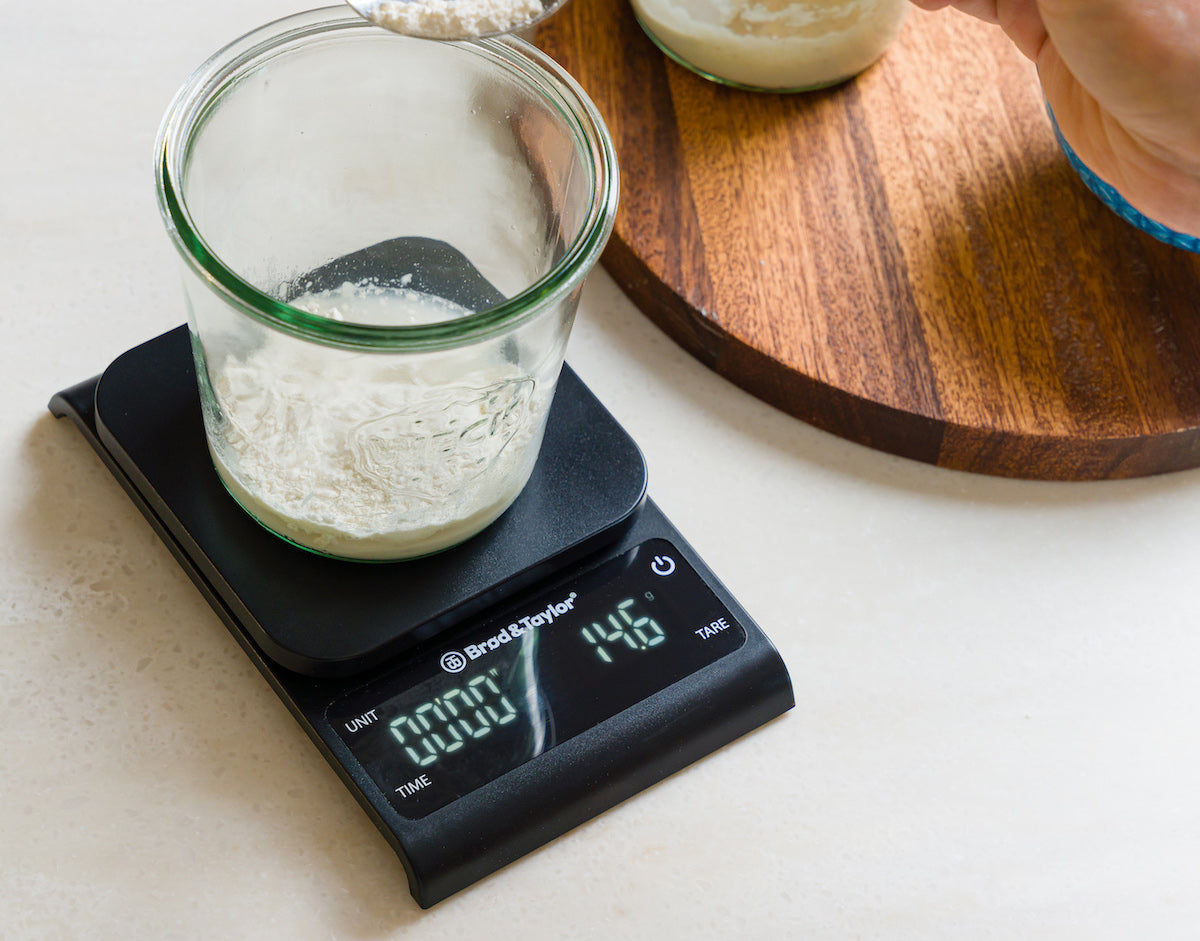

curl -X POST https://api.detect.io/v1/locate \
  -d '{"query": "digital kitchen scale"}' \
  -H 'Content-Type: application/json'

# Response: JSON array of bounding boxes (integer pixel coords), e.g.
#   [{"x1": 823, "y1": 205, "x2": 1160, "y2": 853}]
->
[{"x1": 50, "y1": 324, "x2": 794, "y2": 909}]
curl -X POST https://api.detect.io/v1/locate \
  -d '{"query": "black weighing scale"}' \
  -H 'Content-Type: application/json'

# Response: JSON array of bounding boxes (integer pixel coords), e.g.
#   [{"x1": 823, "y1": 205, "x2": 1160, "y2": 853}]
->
[{"x1": 48, "y1": 242, "x2": 793, "y2": 908}]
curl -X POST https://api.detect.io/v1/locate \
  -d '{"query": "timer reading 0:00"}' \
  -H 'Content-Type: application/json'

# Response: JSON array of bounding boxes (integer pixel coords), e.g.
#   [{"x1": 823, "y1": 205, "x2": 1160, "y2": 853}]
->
[{"x1": 388, "y1": 669, "x2": 519, "y2": 768}]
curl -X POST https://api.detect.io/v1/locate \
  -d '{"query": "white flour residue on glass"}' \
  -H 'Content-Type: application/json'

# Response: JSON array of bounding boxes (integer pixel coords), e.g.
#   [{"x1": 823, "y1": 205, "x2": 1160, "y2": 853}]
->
[{"x1": 358, "y1": 0, "x2": 546, "y2": 39}]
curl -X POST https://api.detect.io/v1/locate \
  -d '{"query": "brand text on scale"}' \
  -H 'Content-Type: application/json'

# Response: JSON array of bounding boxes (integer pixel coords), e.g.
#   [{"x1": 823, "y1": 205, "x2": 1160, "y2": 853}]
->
[{"x1": 458, "y1": 590, "x2": 579, "y2": 664}]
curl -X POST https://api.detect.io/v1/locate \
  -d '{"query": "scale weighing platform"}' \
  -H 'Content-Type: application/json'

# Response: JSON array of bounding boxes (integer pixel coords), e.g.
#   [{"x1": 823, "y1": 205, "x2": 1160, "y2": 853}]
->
[{"x1": 50, "y1": 325, "x2": 794, "y2": 908}]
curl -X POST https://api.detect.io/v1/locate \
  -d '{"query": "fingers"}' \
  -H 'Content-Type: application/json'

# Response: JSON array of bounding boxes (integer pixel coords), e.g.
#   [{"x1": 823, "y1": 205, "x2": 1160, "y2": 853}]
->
[
  {"x1": 1036, "y1": 1, "x2": 1200, "y2": 162},
  {"x1": 907, "y1": 0, "x2": 1047, "y2": 60},
  {"x1": 907, "y1": 1, "x2": 1000, "y2": 20},
  {"x1": 912, "y1": 0, "x2": 1200, "y2": 237}
]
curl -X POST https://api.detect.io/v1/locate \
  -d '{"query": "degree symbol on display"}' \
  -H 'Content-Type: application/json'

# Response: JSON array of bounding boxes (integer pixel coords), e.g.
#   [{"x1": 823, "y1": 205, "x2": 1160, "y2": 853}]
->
[
  {"x1": 650, "y1": 554, "x2": 676, "y2": 577},
  {"x1": 440, "y1": 650, "x2": 467, "y2": 674}
]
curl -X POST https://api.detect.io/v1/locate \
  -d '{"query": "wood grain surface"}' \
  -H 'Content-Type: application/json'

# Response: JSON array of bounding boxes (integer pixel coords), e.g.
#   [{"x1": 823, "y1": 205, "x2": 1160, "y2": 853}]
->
[{"x1": 537, "y1": 2, "x2": 1200, "y2": 480}]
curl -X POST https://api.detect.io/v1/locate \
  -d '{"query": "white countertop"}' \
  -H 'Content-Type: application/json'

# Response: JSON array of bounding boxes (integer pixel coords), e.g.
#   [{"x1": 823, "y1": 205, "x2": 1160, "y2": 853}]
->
[{"x1": 5, "y1": 3, "x2": 1200, "y2": 937}]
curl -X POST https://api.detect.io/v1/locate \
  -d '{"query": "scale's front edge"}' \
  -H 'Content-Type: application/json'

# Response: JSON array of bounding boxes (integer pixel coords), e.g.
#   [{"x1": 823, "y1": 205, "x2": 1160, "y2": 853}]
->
[{"x1": 50, "y1": 370, "x2": 795, "y2": 910}]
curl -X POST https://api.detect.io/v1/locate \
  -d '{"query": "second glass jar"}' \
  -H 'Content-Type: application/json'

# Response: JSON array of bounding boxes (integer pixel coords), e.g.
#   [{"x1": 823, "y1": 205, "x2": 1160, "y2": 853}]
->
[{"x1": 630, "y1": 0, "x2": 908, "y2": 92}]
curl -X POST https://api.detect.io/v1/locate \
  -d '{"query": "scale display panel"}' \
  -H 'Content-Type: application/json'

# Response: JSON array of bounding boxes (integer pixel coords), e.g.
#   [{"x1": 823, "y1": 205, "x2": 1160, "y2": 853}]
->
[{"x1": 329, "y1": 539, "x2": 746, "y2": 818}]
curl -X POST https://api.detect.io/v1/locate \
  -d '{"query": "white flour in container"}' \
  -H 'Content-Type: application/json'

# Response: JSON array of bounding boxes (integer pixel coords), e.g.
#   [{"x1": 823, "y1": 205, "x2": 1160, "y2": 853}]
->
[
  {"x1": 357, "y1": 0, "x2": 546, "y2": 39},
  {"x1": 631, "y1": 0, "x2": 907, "y2": 90},
  {"x1": 207, "y1": 283, "x2": 550, "y2": 561}
]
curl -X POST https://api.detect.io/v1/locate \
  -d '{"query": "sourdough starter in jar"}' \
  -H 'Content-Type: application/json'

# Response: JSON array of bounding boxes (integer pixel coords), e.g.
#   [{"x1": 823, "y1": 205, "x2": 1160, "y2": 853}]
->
[
  {"x1": 631, "y1": 0, "x2": 907, "y2": 91},
  {"x1": 208, "y1": 283, "x2": 552, "y2": 561}
]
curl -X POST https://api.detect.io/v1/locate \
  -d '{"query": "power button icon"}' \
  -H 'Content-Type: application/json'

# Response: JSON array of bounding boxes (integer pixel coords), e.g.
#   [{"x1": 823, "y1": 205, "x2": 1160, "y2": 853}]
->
[{"x1": 650, "y1": 555, "x2": 676, "y2": 576}]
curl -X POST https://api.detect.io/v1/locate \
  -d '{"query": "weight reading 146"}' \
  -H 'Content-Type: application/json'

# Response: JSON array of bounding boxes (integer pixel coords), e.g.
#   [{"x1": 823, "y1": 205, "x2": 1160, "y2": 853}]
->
[{"x1": 580, "y1": 596, "x2": 666, "y2": 663}]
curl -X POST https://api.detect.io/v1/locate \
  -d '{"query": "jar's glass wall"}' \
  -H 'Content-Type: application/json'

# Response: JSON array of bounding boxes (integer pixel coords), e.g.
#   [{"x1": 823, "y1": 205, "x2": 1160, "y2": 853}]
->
[
  {"x1": 181, "y1": 33, "x2": 588, "y2": 310},
  {"x1": 158, "y1": 13, "x2": 617, "y2": 562}
]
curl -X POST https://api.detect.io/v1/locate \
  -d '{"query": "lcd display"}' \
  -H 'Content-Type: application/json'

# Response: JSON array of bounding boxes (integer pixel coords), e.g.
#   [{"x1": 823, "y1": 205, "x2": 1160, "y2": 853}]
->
[{"x1": 327, "y1": 539, "x2": 747, "y2": 818}]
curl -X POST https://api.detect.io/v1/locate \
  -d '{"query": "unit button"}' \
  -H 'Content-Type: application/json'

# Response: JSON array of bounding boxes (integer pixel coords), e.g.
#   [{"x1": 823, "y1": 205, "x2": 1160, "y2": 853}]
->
[{"x1": 650, "y1": 554, "x2": 676, "y2": 576}]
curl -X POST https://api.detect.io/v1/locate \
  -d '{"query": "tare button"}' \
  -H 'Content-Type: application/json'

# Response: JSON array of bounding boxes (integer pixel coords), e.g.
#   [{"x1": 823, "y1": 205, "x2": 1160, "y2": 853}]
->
[{"x1": 694, "y1": 617, "x2": 732, "y2": 640}]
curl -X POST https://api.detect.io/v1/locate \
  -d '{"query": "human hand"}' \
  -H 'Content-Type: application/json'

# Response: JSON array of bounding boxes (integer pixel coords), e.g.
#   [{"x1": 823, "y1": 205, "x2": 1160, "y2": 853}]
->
[{"x1": 908, "y1": 0, "x2": 1200, "y2": 240}]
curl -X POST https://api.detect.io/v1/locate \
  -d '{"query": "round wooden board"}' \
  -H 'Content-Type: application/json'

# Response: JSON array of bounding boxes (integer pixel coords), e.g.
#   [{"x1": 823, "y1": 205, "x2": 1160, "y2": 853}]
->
[{"x1": 537, "y1": 3, "x2": 1200, "y2": 480}]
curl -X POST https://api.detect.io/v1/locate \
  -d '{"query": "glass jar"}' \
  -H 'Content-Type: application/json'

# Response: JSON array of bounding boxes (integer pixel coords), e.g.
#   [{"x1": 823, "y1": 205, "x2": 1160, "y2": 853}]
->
[
  {"x1": 155, "y1": 8, "x2": 618, "y2": 561},
  {"x1": 630, "y1": 0, "x2": 908, "y2": 92}
]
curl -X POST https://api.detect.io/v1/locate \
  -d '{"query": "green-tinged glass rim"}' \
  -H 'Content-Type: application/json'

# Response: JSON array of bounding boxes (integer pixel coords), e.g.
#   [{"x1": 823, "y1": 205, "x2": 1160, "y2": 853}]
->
[{"x1": 154, "y1": 7, "x2": 619, "y2": 352}]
